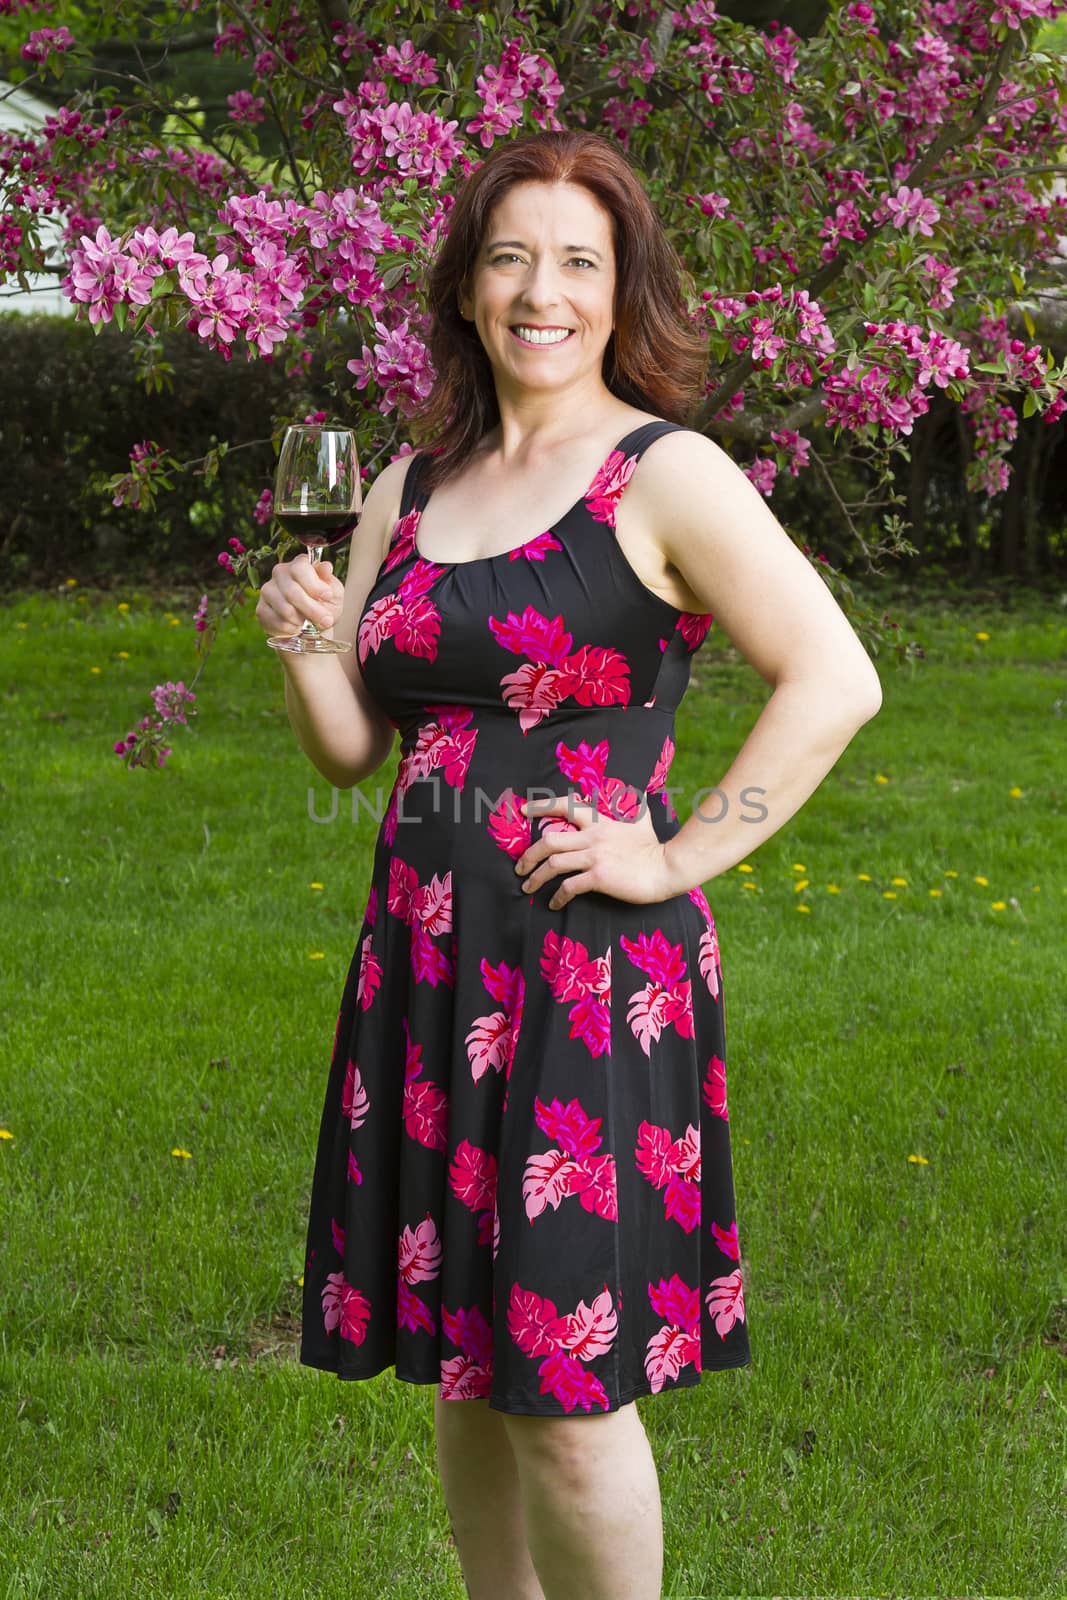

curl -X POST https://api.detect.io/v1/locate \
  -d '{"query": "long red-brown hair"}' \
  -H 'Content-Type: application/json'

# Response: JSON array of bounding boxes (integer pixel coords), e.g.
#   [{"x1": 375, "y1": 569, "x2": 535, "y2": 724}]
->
[{"x1": 406, "y1": 129, "x2": 709, "y2": 491}]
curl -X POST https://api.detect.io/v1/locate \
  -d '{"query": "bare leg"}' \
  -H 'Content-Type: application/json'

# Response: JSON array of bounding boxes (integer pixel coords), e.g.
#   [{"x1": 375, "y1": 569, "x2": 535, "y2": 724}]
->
[
  {"x1": 433, "y1": 1386, "x2": 546, "y2": 1600},
  {"x1": 502, "y1": 1400, "x2": 663, "y2": 1600}
]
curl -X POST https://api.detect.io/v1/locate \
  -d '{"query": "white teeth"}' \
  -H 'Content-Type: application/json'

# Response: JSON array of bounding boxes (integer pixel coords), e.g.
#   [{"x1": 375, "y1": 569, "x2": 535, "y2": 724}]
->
[{"x1": 513, "y1": 326, "x2": 571, "y2": 345}]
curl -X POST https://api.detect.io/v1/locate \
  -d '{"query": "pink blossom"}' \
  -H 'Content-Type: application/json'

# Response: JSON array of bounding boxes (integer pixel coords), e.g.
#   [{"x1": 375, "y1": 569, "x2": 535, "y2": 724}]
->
[
  {"x1": 347, "y1": 314, "x2": 435, "y2": 416},
  {"x1": 884, "y1": 184, "x2": 941, "y2": 238},
  {"x1": 21, "y1": 26, "x2": 76, "y2": 63},
  {"x1": 378, "y1": 39, "x2": 440, "y2": 86},
  {"x1": 227, "y1": 91, "x2": 266, "y2": 126},
  {"x1": 193, "y1": 595, "x2": 209, "y2": 632}
]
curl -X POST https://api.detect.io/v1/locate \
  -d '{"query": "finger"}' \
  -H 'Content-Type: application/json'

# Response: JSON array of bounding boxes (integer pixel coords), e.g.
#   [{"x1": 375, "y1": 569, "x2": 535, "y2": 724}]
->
[
  {"x1": 549, "y1": 869, "x2": 595, "y2": 911},
  {"x1": 521, "y1": 849, "x2": 593, "y2": 896},
  {"x1": 279, "y1": 570, "x2": 336, "y2": 627},
  {"x1": 292, "y1": 559, "x2": 336, "y2": 603},
  {"x1": 515, "y1": 827, "x2": 584, "y2": 876}
]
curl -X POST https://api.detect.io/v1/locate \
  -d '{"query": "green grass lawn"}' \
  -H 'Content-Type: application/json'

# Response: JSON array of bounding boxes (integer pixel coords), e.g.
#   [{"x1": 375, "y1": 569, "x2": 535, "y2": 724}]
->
[{"x1": 1, "y1": 578, "x2": 1064, "y2": 1599}]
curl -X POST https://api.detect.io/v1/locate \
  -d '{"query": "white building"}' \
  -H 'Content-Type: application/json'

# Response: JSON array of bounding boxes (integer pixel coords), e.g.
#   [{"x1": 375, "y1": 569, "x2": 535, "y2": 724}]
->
[{"x1": 0, "y1": 79, "x2": 74, "y2": 316}]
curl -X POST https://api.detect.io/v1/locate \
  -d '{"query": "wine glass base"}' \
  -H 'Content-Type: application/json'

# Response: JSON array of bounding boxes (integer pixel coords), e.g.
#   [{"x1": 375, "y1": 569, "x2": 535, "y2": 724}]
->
[{"x1": 267, "y1": 633, "x2": 353, "y2": 655}]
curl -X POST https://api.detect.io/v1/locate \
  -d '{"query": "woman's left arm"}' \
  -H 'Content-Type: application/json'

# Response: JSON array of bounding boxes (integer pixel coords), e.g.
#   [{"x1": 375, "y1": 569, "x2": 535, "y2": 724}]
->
[{"x1": 639, "y1": 429, "x2": 884, "y2": 898}]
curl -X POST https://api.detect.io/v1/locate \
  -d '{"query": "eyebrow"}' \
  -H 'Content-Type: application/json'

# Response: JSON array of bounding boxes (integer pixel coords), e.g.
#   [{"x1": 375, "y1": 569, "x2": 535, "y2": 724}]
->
[{"x1": 486, "y1": 239, "x2": 604, "y2": 261}]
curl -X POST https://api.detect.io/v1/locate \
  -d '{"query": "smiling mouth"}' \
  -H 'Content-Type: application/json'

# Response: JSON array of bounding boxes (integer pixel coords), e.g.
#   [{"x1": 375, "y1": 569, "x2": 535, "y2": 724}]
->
[{"x1": 508, "y1": 328, "x2": 575, "y2": 347}]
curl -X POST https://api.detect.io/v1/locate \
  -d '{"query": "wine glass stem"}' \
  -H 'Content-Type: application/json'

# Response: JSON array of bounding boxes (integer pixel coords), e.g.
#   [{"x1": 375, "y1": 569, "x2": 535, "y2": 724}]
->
[{"x1": 300, "y1": 545, "x2": 325, "y2": 637}]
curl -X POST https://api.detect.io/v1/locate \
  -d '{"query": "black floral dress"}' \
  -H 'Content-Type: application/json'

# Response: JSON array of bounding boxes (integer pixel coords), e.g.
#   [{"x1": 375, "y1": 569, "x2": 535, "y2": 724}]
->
[{"x1": 299, "y1": 419, "x2": 752, "y2": 1415}]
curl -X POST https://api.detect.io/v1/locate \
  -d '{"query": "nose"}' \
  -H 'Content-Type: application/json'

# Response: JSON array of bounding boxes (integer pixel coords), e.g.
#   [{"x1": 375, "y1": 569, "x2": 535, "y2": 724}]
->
[{"x1": 515, "y1": 257, "x2": 565, "y2": 314}]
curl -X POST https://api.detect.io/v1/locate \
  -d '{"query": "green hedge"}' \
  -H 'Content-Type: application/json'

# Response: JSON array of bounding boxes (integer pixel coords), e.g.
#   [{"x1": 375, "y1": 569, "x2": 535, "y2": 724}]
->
[{"x1": 0, "y1": 313, "x2": 325, "y2": 587}]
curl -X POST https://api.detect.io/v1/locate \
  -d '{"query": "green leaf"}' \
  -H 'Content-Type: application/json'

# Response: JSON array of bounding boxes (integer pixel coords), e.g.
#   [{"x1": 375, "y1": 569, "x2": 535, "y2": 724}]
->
[{"x1": 1022, "y1": 391, "x2": 1038, "y2": 418}]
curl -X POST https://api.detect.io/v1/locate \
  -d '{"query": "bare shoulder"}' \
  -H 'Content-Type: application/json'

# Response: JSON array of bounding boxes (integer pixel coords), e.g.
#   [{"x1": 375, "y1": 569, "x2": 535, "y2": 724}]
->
[{"x1": 631, "y1": 427, "x2": 882, "y2": 710}]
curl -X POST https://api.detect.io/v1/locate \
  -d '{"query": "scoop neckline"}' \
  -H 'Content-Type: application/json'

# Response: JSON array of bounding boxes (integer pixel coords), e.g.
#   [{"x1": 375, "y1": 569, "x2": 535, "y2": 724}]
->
[{"x1": 408, "y1": 422, "x2": 666, "y2": 569}]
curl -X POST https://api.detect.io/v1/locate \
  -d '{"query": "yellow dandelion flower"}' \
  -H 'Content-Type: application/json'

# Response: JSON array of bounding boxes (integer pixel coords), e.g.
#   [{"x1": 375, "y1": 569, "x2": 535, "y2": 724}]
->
[
  {"x1": 16, "y1": 622, "x2": 28, "y2": 630},
  {"x1": 991, "y1": 901, "x2": 1006, "y2": 910},
  {"x1": 742, "y1": 881, "x2": 759, "y2": 891},
  {"x1": 944, "y1": 870, "x2": 959, "y2": 878},
  {"x1": 742, "y1": 1138, "x2": 751, "y2": 1145},
  {"x1": 794, "y1": 880, "x2": 810, "y2": 892},
  {"x1": 117, "y1": 602, "x2": 130, "y2": 612},
  {"x1": 169, "y1": 618, "x2": 181, "y2": 626},
  {"x1": 90, "y1": 666, "x2": 102, "y2": 675},
  {"x1": 975, "y1": 631, "x2": 989, "y2": 641},
  {"x1": 907, "y1": 1154, "x2": 929, "y2": 1165},
  {"x1": 65, "y1": 577, "x2": 78, "y2": 587},
  {"x1": 796, "y1": 904, "x2": 811, "y2": 914},
  {"x1": 1009, "y1": 787, "x2": 1023, "y2": 799},
  {"x1": 0, "y1": 1128, "x2": 14, "y2": 1140},
  {"x1": 309, "y1": 882, "x2": 324, "y2": 890},
  {"x1": 116, "y1": 650, "x2": 130, "y2": 660},
  {"x1": 1031, "y1": 885, "x2": 1041, "y2": 893},
  {"x1": 308, "y1": 951, "x2": 325, "y2": 960},
  {"x1": 826, "y1": 884, "x2": 840, "y2": 894},
  {"x1": 974, "y1": 875, "x2": 989, "y2": 887},
  {"x1": 298, "y1": 1274, "x2": 304, "y2": 1288},
  {"x1": 883, "y1": 891, "x2": 897, "y2": 899},
  {"x1": 891, "y1": 877, "x2": 908, "y2": 886},
  {"x1": 875, "y1": 774, "x2": 890, "y2": 784},
  {"x1": 929, "y1": 888, "x2": 943, "y2": 897},
  {"x1": 171, "y1": 1148, "x2": 192, "y2": 1159},
  {"x1": 857, "y1": 873, "x2": 872, "y2": 882},
  {"x1": 792, "y1": 863, "x2": 806, "y2": 872},
  {"x1": 737, "y1": 863, "x2": 754, "y2": 874}
]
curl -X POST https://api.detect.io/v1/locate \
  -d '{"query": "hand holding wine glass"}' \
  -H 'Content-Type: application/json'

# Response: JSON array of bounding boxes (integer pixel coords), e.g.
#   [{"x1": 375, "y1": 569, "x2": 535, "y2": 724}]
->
[{"x1": 265, "y1": 423, "x2": 362, "y2": 655}]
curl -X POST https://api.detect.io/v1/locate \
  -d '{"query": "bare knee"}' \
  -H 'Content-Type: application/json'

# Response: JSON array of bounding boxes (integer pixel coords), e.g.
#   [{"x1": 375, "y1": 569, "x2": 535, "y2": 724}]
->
[{"x1": 502, "y1": 1401, "x2": 640, "y2": 1485}]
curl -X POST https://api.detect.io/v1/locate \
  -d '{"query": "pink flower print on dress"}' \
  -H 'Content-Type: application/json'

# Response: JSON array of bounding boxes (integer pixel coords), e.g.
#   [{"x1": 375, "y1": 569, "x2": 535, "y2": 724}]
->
[
  {"x1": 676, "y1": 611, "x2": 714, "y2": 652},
  {"x1": 647, "y1": 733, "x2": 675, "y2": 794},
  {"x1": 382, "y1": 507, "x2": 419, "y2": 575},
  {"x1": 488, "y1": 605, "x2": 630, "y2": 733},
  {"x1": 322, "y1": 1271, "x2": 372, "y2": 1345},
  {"x1": 687, "y1": 885, "x2": 722, "y2": 1001},
  {"x1": 486, "y1": 787, "x2": 533, "y2": 862},
  {"x1": 355, "y1": 933, "x2": 382, "y2": 1009},
  {"x1": 399, "y1": 1213, "x2": 443, "y2": 1284},
  {"x1": 397, "y1": 1211, "x2": 442, "y2": 1336},
  {"x1": 440, "y1": 1303, "x2": 494, "y2": 1400},
  {"x1": 449, "y1": 1139, "x2": 498, "y2": 1247},
  {"x1": 358, "y1": 556, "x2": 442, "y2": 665},
  {"x1": 645, "y1": 1274, "x2": 701, "y2": 1393},
  {"x1": 620, "y1": 929, "x2": 694, "y2": 1056},
  {"x1": 506, "y1": 529, "x2": 564, "y2": 562},
  {"x1": 341, "y1": 1058, "x2": 369, "y2": 1130},
  {"x1": 400, "y1": 1016, "x2": 448, "y2": 1151},
  {"x1": 386, "y1": 856, "x2": 455, "y2": 988},
  {"x1": 507, "y1": 1283, "x2": 616, "y2": 1412},
  {"x1": 384, "y1": 705, "x2": 477, "y2": 845},
  {"x1": 341, "y1": 1058, "x2": 368, "y2": 1184},
  {"x1": 702, "y1": 1054, "x2": 729, "y2": 1120},
  {"x1": 635, "y1": 1120, "x2": 701, "y2": 1233},
  {"x1": 522, "y1": 1096, "x2": 618, "y2": 1223},
  {"x1": 540, "y1": 930, "x2": 612, "y2": 1059},
  {"x1": 706, "y1": 1267, "x2": 745, "y2": 1338},
  {"x1": 465, "y1": 958, "x2": 525, "y2": 1084},
  {"x1": 554, "y1": 738, "x2": 644, "y2": 823},
  {"x1": 711, "y1": 1218, "x2": 740, "y2": 1262},
  {"x1": 584, "y1": 448, "x2": 640, "y2": 527}
]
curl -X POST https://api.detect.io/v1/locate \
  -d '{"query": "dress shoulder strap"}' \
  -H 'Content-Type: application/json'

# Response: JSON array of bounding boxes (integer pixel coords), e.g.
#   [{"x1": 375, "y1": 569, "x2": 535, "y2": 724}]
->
[
  {"x1": 398, "y1": 449, "x2": 431, "y2": 519},
  {"x1": 616, "y1": 418, "x2": 690, "y2": 459}
]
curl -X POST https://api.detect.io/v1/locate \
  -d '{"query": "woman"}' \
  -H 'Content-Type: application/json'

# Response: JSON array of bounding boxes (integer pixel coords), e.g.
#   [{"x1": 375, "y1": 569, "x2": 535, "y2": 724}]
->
[{"x1": 257, "y1": 130, "x2": 882, "y2": 1600}]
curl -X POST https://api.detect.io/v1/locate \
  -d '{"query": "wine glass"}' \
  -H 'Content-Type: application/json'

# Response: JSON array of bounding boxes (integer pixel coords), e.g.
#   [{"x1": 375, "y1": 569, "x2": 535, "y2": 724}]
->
[{"x1": 266, "y1": 423, "x2": 363, "y2": 655}]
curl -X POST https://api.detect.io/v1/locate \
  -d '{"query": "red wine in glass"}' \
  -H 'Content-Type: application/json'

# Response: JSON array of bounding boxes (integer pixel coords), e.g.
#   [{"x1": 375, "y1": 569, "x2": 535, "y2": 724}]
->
[{"x1": 267, "y1": 425, "x2": 363, "y2": 656}]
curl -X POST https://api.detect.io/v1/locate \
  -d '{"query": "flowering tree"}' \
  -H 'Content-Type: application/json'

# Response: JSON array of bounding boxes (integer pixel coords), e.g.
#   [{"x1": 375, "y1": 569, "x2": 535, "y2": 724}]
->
[{"x1": 3, "y1": 0, "x2": 1067, "y2": 769}]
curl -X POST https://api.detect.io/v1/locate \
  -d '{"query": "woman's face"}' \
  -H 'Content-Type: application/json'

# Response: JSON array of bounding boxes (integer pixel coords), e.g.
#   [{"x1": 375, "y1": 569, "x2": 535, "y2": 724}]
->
[{"x1": 458, "y1": 180, "x2": 617, "y2": 398}]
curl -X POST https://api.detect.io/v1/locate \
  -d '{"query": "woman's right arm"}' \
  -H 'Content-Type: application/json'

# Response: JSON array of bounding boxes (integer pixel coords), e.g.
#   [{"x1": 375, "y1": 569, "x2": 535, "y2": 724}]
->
[{"x1": 256, "y1": 451, "x2": 418, "y2": 790}]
